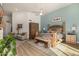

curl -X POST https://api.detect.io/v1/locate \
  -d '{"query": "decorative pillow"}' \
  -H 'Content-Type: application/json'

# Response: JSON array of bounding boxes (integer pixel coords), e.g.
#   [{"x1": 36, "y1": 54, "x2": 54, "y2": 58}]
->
[{"x1": 57, "y1": 33, "x2": 63, "y2": 39}]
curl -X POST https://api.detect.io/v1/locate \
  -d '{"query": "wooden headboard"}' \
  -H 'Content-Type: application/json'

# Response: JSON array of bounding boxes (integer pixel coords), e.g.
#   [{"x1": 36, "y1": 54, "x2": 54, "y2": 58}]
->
[{"x1": 48, "y1": 25, "x2": 63, "y2": 32}]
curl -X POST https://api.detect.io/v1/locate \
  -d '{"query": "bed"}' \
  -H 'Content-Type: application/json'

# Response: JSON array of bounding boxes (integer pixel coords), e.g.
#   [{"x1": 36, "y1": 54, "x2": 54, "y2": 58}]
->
[{"x1": 35, "y1": 25, "x2": 64, "y2": 48}]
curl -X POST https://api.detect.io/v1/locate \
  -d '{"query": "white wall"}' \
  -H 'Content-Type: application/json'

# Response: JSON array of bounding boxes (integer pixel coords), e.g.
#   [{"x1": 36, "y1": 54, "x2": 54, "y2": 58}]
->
[
  {"x1": 2, "y1": 16, "x2": 11, "y2": 36},
  {"x1": 12, "y1": 12, "x2": 41, "y2": 38}
]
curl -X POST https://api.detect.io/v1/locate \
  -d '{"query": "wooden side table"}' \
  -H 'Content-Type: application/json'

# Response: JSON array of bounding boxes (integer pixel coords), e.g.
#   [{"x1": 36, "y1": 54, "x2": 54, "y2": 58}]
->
[{"x1": 66, "y1": 35, "x2": 76, "y2": 44}]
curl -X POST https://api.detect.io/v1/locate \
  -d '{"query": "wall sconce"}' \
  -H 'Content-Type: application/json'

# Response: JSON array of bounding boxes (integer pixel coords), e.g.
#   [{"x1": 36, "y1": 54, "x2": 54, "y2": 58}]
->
[{"x1": 43, "y1": 27, "x2": 45, "y2": 31}]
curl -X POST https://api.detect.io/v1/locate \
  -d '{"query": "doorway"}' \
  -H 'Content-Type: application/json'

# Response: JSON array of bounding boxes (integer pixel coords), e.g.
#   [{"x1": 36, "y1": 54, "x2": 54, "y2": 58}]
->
[{"x1": 29, "y1": 22, "x2": 39, "y2": 39}]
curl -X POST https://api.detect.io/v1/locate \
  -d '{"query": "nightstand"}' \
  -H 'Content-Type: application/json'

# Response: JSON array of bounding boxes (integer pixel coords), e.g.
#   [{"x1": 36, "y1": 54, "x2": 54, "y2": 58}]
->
[{"x1": 66, "y1": 35, "x2": 76, "y2": 44}]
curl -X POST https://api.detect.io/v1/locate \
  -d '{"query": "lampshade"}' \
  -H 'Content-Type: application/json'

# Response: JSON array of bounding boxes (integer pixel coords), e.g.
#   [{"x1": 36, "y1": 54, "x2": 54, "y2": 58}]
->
[
  {"x1": 72, "y1": 26, "x2": 76, "y2": 31},
  {"x1": 72, "y1": 24, "x2": 76, "y2": 31}
]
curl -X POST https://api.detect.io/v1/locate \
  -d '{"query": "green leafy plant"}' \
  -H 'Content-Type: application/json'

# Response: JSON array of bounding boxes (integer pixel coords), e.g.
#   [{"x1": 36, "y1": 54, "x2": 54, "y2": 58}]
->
[
  {"x1": 0, "y1": 39, "x2": 5, "y2": 56},
  {"x1": 0, "y1": 33, "x2": 16, "y2": 56}
]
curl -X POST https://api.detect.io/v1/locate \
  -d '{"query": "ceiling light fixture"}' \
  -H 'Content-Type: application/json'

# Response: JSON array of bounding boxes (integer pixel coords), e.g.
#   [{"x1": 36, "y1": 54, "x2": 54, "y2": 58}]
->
[{"x1": 40, "y1": 9, "x2": 43, "y2": 15}]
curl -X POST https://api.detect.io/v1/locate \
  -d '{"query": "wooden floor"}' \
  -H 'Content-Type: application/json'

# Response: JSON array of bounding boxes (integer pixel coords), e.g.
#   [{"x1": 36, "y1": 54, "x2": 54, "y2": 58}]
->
[
  {"x1": 16, "y1": 40, "x2": 56, "y2": 56},
  {"x1": 16, "y1": 40, "x2": 79, "y2": 56},
  {"x1": 64, "y1": 43, "x2": 79, "y2": 50}
]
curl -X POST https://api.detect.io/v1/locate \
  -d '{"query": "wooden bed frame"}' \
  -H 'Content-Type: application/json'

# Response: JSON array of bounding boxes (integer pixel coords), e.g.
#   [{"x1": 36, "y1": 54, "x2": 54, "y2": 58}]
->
[
  {"x1": 35, "y1": 24, "x2": 65, "y2": 48},
  {"x1": 35, "y1": 37, "x2": 51, "y2": 48},
  {"x1": 35, "y1": 32, "x2": 58, "y2": 48}
]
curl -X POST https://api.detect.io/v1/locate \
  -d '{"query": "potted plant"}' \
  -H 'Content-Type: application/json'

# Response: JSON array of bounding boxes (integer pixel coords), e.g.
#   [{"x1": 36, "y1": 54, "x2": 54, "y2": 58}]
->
[{"x1": 0, "y1": 33, "x2": 16, "y2": 56}]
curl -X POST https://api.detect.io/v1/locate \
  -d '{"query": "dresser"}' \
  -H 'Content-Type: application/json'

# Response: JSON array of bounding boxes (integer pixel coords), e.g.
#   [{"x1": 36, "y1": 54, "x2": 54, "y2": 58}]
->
[{"x1": 66, "y1": 35, "x2": 76, "y2": 44}]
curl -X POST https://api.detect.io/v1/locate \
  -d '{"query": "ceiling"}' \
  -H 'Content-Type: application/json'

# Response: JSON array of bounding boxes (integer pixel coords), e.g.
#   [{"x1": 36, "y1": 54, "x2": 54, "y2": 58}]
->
[{"x1": 2, "y1": 3, "x2": 71, "y2": 15}]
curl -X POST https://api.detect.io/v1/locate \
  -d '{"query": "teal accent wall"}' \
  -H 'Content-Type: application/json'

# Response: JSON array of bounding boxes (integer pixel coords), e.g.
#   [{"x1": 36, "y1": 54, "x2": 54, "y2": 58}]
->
[{"x1": 41, "y1": 4, "x2": 79, "y2": 43}]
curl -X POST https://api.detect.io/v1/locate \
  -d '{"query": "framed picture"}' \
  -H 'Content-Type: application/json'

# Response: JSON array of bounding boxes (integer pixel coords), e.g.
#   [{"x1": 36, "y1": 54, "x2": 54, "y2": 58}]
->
[
  {"x1": 53, "y1": 17, "x2": 62, "y2": 22},
  {"x1": 17, "y1": 24, "x2": 22, "y2": 28}
]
